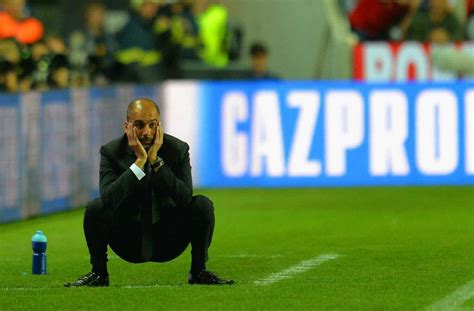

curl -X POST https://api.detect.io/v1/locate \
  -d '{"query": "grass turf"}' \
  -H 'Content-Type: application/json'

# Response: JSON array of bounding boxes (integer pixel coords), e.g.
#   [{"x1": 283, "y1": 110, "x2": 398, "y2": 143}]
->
[{"x1": 0, "y1": 186, "x2": 473, "y2": 310}]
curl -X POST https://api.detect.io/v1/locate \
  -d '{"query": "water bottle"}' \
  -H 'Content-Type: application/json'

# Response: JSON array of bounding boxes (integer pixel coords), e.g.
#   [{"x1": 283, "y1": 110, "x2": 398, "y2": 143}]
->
[{"x1": 32, "y1": 230, "x2": 47, "y2": 275}]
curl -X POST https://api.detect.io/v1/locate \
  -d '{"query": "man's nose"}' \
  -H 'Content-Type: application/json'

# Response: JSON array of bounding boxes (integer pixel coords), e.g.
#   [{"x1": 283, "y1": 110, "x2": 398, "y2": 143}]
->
[{"x1": 142, "y1": 124, "x2": 153, "y2": 136}]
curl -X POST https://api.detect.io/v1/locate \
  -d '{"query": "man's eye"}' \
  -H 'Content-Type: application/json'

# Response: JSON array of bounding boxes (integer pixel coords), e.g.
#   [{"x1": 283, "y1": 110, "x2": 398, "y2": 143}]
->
[
  {"x1": 149, "y1": 122, "x2": 158, "y2": 129},
  {"x1": 134, "y1": 122, "x2": 145, "y2": 129}
]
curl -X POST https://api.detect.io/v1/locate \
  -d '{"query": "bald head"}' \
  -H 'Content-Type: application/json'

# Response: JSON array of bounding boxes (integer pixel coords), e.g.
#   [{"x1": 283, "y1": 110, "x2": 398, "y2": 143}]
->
[
  {"x1": 125, "y1": 98, "x2": 161, "y2": 150},
  {"x1": 126, "y1": 98, "x2": 160, "y2": 121}
]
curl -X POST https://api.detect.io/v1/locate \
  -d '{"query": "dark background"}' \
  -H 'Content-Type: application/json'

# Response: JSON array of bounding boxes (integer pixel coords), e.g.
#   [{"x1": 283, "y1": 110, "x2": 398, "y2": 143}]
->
[{"x1": 29, "y1": 0, "x2": 130, "y2": 36}]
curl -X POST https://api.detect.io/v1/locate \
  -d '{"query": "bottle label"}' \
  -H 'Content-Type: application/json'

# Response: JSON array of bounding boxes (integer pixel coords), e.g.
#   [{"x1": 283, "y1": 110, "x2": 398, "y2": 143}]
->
[{"x1": 32, "y1": 253, "x2": 47, "y2": 275}]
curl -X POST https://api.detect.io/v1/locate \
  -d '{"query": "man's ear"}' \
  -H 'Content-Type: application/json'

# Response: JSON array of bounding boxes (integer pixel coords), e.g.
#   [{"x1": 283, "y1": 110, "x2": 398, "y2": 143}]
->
[{"x1": 124, "y1": 121, "x2": 128, "y2": 133}]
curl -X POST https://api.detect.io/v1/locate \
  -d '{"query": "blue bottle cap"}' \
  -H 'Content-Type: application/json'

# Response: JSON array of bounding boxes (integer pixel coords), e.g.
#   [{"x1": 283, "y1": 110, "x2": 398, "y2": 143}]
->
[{"x1": 32, "y1": 230, "x2": 47, "y2": 243}]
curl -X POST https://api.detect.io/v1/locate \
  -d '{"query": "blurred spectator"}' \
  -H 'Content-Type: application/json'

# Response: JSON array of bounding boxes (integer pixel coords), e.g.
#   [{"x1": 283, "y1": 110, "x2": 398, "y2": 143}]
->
[
  {"x1": 46, "y1": 35, "x2": 67, "y2": 55},
  {"x1": 0, "y1": 38, "x2": 21, "y2": 64},
  {"x1": 28, "y1": 40, "x2": 53, "y2": 90},
  {"x1": 115, "y1": 0, "x2": 163, "y2": 82},
  {"x1": 0, "y1": 60, "x2": 18, "y2": 92},
  {"x1": 349, "y1": 0, "x2": 422, "y2": 41},
  {"x1": 0, "y1": 0, "x2": 44, "y2": 44},
  {"x1": 69, "y1": 2, "x2": 118, "y2": 85},
  {"x1": 156, "y1": 0, "x2": 242, "y2": 78},
  {"x1": 47, "y1": 54, "x2": 70, "y2": 89},
  {"x1": 406, "y1": 0, "x2": 463, "y2": 43},
  {"x1": 467, "y1": 0, "x2": 474, "y2": 39},
  {"x1": 17, "y1": 57, "x2": 33, "y2": 91},
  {"x1": 15, "y1": 38, "x2": 73, "y2": 91},
  {"x1": 246, "y1": 42, "x2": 279, "y2": 80},
  {"x1": 155, "y1": 0, "x2": 203, "y2": 79},
  {"x1": 174, "y1": 0, "x2": 201, "y2": 61},
  {"x1": 151, "y1": 0, "x2": 186, "y2": 79},
  {"x1": 0, "y1": 38, "x2": 33, "y2": 91},
  {"x1": 30, "y1": 39, "x2": 49, "y2": 62},
  {"x1": 198, "y1": 1, "x2": 231, "y2": 67}
]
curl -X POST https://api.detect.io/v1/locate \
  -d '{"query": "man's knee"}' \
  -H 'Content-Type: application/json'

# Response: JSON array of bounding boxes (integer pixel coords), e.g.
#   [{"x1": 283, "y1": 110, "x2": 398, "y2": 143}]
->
[
  {"x1": 189, "y1": 195, "x2": 214, "y2": 221},
  {"x1": 84, "y1": 198, "x2": 112, "y2": 222}
]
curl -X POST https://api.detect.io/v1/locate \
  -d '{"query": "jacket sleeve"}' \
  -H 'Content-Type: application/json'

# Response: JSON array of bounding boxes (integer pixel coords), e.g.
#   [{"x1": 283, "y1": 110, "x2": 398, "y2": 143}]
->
[
  {"x1": 99, "y1": 146, "x2": 143, "y2": 211},
  {"x1": 151, "y1": 143, "x2": 193, "y2": 207}
]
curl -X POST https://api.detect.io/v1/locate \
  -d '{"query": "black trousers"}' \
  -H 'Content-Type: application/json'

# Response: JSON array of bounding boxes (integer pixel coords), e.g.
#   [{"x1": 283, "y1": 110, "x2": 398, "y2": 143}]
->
[{"x1": 83, "y1": 195, "x2": 215, "y2": 274}]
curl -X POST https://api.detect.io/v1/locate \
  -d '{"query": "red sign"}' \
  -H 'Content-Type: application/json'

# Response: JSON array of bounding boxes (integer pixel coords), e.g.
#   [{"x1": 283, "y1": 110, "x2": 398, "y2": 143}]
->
[{"x1": 353, "y1": 41, "x2": 474, "y2": 81}]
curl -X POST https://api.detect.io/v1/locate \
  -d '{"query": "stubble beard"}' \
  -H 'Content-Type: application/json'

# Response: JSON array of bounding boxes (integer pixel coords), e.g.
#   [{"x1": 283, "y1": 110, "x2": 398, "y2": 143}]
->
[{"x1": 139, "y1": 134, "x2": 155, "y2": 151}]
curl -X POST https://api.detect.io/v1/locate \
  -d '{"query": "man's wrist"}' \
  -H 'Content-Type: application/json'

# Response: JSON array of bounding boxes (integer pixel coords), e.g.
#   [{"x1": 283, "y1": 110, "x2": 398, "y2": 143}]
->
[
  {"x1": 135, "y1": 158, "x2": 147, "y2": 169},
  {"x1": 148, "y1": 157, "x2": 158, "y2": 166},
  {"x1": 151, "y1": 156, "x2": 164, "y2": 170}
]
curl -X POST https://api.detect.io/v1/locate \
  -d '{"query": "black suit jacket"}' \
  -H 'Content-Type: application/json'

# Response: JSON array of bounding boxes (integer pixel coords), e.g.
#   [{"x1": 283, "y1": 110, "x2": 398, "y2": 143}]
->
[{"x1": 99, "y1": 133, "x2": 193, "y2": 222}]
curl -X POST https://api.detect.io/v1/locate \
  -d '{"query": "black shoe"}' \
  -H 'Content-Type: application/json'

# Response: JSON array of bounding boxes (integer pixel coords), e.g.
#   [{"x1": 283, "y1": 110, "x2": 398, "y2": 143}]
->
[
  {"x1": 188, "y1": 270, "x2": 234, "y2": 285},
  {"x1": 64, "y1": 272, "x2": 109, "y2": 287}
]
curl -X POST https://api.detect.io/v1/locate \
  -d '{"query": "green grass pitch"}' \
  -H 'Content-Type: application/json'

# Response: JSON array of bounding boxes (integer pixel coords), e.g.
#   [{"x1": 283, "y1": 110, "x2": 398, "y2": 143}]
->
[{"x1": 1, "y1": 187, "x2": 473, "y2": 310}]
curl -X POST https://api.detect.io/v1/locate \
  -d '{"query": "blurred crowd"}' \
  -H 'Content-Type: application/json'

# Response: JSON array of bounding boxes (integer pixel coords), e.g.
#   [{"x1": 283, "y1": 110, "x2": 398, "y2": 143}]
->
[
  {"x1": 6, "y1": 0, "x2": 471, "y2": 93},
  {"x1": 0, "y1": 0, "x2": 247, "y2": 93},
  {"x1": 343, "y1": 0, "x2": 474, "y2": 42}
]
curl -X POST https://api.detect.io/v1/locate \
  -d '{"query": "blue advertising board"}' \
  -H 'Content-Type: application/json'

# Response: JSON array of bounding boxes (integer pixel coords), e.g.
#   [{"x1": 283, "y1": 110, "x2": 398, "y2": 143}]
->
[
  {"x1": 192, "y1": 81, "x2": 474, "y2": 187},
  {"x1": 1, "y1": 81, "x2": 473, "y2": 223},
  {"x1": 0, "y1": 85, "x2": 160, "y2": 223}
]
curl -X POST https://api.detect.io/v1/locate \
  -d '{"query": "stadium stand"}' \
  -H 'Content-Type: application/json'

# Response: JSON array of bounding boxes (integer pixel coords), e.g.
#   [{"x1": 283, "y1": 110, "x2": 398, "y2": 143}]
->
[{"x1": 0, "y1": 0, "x2": 246, "y2": 93}]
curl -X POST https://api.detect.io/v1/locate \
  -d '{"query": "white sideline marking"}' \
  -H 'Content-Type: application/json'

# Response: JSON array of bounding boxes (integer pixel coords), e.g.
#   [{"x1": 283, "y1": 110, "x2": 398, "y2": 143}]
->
[
  {"x1": 426, "y1": 279, "x2": 474, "y2": 311},
  {"x1": 254, "y1": 253, "x2": 340, "y2": 286}
]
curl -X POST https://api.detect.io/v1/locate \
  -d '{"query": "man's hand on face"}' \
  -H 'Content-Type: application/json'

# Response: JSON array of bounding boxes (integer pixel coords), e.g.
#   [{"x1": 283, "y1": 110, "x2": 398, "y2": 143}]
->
[
  {"x1": 125, "y1": 121, "x2": 147, "y2": 169},
  {"x1": 148, "y1": 121, "x2": 164, "y2": 165}
]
